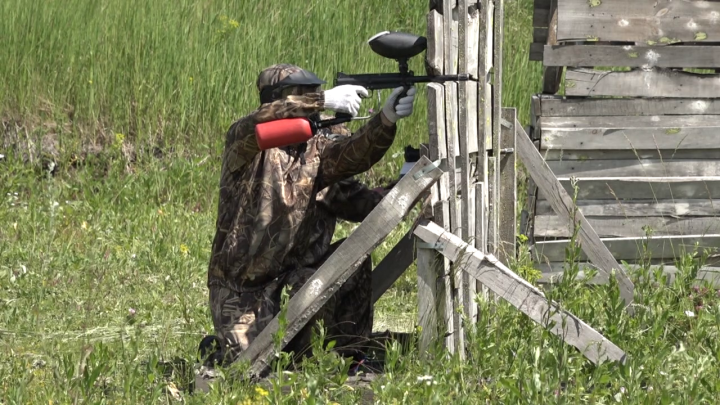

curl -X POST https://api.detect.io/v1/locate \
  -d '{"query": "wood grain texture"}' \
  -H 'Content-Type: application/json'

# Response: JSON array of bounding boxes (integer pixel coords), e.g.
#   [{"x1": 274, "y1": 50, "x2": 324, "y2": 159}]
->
[
  {"x1": 564, "y1": 68, "x2": 720, "y2": 98},
  {"x1": 499, "y1": 108, "x2": 517, "y2": 264},
  {"x1": 239, "y1": 157, "x2": 443, "y2": 379},
  {"x1": 490, "y1": 0, "x2": 505, "y2": 256},
  {"x1": 536, "y1": 177, "x2": 720, "y2": 200},
  {"x1": 414, "y1": 220, "x2": 627, "y2": 365},
  {"x1": 442, "y1": 0, "x2": 464, "y2": 357},
  {"x1": 537, "y1": 263, "x2": 720, "y2": 288},
  {"x1": 423, "y1": 82, "x2": 454, "y2": 353},
  {"x1": 547, "y1": 159, "x2": 720, "y2": 178},
  {"x1": 557, "y1": 0, "x2": 720, "y2": 43},
  {"x1": 540, "y1": 149, "x2": 720, "y2": 161},
  {"x1": 535, "y1": 215, "x2": 720, "y2": 238},
  {"x1": 534, "y1": 234, "x2": 720, "y2": 262},
  {"x1": 516, "y1": 122, "x2": 635, "y2": 308},
  {"x1": 427, "y1": 10, "x2": 445, "y2": 76},
  {"x1": 457, "y1": 0, "x2": 477, "y2": 335},
  {"x1": 543, "y1": 45, "x2": 720, "y2": 68},
  {"x1": 536, "y1": 199, "x2": 720, "y2": 217},
  {"x1": 371, "y1": 228, "x2": 416, "y2": 303},
  {"x1": 540, "y1": 115, "x2": 720, "y2": 151},
  {"x1": 537, "y1": 96, "x2": 720, "y2": 117}
]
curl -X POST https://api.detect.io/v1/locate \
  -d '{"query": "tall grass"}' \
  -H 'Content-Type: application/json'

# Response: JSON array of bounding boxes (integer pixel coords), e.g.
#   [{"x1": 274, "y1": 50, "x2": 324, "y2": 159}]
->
[{"x1": 1, "y1": 0, "x2": 540, "y2": 168}]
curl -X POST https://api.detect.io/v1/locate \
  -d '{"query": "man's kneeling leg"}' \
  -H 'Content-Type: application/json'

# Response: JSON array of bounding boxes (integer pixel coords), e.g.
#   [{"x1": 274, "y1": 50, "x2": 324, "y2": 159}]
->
[{"x1": 206, "y1": 284, "x2": 277, "y2": 366}]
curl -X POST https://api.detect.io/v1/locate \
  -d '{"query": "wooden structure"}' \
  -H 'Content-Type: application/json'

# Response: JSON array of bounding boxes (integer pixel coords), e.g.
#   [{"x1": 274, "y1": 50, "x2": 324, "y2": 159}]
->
[
  {"x1": 217, "y1": 0, "x2": 638, "y2": 382},
  {"x1": 527, "y1": 0, "x2": 720, "y2": 285},
  {"x1": 412, "y1": 0, "x2": 626, "y2": 363}
]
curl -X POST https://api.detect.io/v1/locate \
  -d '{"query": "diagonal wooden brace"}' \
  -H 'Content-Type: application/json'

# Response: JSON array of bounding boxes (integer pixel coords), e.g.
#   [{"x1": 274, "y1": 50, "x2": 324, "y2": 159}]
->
[
  {"x1": 414, "y1": 219, "x2": 628, "y2": 366},
  {"x1": 515, "y1": 120, "x2": 635, "y2": 313}
]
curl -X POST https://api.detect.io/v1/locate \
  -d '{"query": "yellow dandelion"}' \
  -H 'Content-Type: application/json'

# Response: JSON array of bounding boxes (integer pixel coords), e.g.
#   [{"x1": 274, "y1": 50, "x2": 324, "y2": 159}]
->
[
  {"x1": 180, "y1": 244, "x2": 189, "y2": 256},
  {"x1": 81, "y1": 221, "x2": 88, "y2": 230},
  {"x1": 254, "y1": 386, "x2": 269, "y2": 397}
]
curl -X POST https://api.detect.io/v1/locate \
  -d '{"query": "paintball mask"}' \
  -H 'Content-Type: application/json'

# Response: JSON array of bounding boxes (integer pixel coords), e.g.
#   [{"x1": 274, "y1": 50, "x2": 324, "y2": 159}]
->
[{"x1": 257, "y1": 64, "x2": 326, "y2": 104}]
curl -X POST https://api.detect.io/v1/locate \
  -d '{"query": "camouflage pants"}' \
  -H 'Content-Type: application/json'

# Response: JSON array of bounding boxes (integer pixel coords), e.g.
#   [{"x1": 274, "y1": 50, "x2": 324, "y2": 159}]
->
[{"x1": 209, "y1": 238, "x2": 373, "y2": 366}]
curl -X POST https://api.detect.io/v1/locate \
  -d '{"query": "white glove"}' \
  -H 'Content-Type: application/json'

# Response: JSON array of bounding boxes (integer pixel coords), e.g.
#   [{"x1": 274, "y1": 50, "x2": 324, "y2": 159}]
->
[
  {"x1": 323, "y1": 85, "x2": 369, "y2": 117},
  {"x1": 382, "y1": 86, "x2": 416, "y2": 124}
]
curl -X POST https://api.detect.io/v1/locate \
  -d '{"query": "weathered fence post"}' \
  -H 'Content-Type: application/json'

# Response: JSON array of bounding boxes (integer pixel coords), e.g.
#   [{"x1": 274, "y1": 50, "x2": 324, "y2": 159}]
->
[{"x1": 418, "y1": 0, "x2": 508, "y2": 356}]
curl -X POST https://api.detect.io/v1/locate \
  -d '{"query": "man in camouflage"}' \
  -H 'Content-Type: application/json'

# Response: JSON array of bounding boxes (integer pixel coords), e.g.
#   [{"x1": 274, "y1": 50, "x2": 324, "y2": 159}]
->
[{"x1": 202, "y1": 63, "x2": 416, "y2": 371}]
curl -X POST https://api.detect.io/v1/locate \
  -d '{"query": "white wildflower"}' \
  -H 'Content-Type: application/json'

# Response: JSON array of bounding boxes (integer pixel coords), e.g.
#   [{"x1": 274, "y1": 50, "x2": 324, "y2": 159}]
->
[
  {"x1": 416, "y1": 375, "x2": 433, "y2": 382},
  {"x1": 685, "y1": 310, "x2": 695, "y2": 317}
]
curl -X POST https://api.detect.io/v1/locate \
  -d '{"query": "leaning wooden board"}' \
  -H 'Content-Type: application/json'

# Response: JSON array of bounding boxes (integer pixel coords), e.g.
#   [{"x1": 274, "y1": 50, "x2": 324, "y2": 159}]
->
[
  {"x1": 237, "y1": 157, "x2": 443, "y2": 379},
  {"x1": 414, "y1": 220, "x2": 627, "y2": 366}
]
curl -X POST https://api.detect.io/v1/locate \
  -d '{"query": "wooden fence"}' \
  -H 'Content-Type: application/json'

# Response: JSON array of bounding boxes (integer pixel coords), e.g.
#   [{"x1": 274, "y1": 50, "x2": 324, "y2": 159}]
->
[
  {"x1": 231, "y1": 0, "x2": 644, "y2": 379},
  {"x1": 527, "y1": 0, "x2": 720, "y2": 287}
]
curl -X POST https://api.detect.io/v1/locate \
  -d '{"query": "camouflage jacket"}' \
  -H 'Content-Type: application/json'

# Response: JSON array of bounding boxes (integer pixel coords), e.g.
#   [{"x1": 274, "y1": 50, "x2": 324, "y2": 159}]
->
[{"x1": 207, "y1": 92, "x2": 397, "y2": 292}]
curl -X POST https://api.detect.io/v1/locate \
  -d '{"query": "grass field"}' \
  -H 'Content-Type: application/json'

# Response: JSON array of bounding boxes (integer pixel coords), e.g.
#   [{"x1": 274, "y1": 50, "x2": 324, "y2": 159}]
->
[{"x1": 3, "y1": 0, "x2": 720, "y2": 403}]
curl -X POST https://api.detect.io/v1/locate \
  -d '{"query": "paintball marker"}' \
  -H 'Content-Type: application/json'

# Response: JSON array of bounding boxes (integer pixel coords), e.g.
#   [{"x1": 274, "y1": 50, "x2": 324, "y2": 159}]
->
[
  {"x1": 333, "y1": 31, "x2": 476, "y2": 120},
  {"x1": 255, "y1": 30, "x2": 474, "y2": 150}
]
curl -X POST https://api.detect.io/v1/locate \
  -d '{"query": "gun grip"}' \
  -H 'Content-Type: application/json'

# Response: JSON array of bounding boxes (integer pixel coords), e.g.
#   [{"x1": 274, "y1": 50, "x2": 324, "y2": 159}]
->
[
  {"x1": 335, "y1": 112, "x2": 353, "y2": 121},
  {"x1": 393, "y1": 85, "x2": 411, "y2": 110}
]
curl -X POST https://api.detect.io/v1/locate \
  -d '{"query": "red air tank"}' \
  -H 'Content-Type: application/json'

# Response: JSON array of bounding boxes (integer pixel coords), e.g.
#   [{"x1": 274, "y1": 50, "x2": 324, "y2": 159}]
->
[{"x1": 255, "y1": 118, "x2": 315, "y2": 151}]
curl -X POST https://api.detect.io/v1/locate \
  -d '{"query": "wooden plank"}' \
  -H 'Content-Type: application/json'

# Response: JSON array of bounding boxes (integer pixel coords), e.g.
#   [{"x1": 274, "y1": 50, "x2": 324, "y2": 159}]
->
[
  {"x1": 414, "y1": 220, "x2": 627, "y2": 366},
  {"x1": 426, "y1": 10, "x2": 445, "y2": 76},
  {"x1": 535, "y1": 257, "x2": 720, "y2": 288},
  {"x1": 478, "y1": 0, "x2": 494, "y2": 152},
  {"x1": 565, "y1": 68, "x2": 720, "y2": 98},
  {"x1": 535, "y1": 0, "x2": 551, "y2": 11},
  {"x1": 424, "y1": 82, "x2": 454, "y2": 353},
  {"x1": 536, "y1": 177, "x2": 720, "y2": 201},
  {"x1": 536, "y1": 262, "x2": 720, "y2": 287},
  {"x1": 544, "y1": 45, "x2": 720, "y2": 69},
  {"x1": 238, "y1": 157, "x2": 443, "y2": 379},
  {"x1": 547, "y1": 159, "x2": 720, "y2": 178},
  {"x1": 466, "y1": 2, "x2": 480, "y2": 155},
  {"x1": 498, "y1": 108, "x2": 517, "y2": 264},
  {"x1": 490, "y1": 0, "x2": 504, "y2": 257},
  {"x1": 417, "y1": 241, "x2": 442, "y2": 354},
  {"x1": 534, "y1": 235, "x2": 720, "y2": 262},
  {"x1": 538, "y1": 96, "x2": 720, "y2": 117},
  {"x1": 542, "y1": 4, "x2": 564, "y2": 94},
  {"x1": 457, "y1": 0, "x2": 477, "y2": 333},
  {"x1": 536, "y1": 199, "x2": 720, "y2": 217},
  {"x1": 535, "y1": 215, "x2": 720, "y2": 238},
  {"x1": 557, "y1": 0, "x2": 720, "y2": 43},
  {"x1": 533, "y1": 6, "x2": 550, "y2": 27},
  {"x1": 543, "y1": 132, "x2": 720, "y2": 151},
  {"x1": 530, "y1": 43, "x2": 545, "y2": 61},
  {"x1": 534, "y1": 27, "x2": 549, "y2": 44},
  {"x1": 541, "y1": 149, "x2": 720, "y2": 161},
  {"x1": 371, "y1": 228, "x2": 416, "y2": 303},
  {"x1": 515, "y1": 122, "x2": 635, "y2": 309},
  {"x1": 541, "y1": 114, "x2": 720, "y2": 129},
  {"x1": 443, "y1": 0, "x2": 464, "y2": 357},
  {"x1": 475, "y1": 0, "x2": 492, "y2": 306}
]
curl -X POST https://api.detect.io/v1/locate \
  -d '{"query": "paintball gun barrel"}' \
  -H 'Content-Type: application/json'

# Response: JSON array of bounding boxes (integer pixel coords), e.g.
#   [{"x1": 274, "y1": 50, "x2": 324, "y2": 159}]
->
[{"x1": 333, "y1": 31, "x2": 475, "y2": 120}]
